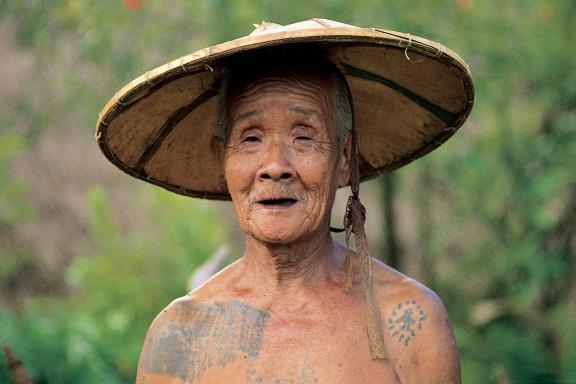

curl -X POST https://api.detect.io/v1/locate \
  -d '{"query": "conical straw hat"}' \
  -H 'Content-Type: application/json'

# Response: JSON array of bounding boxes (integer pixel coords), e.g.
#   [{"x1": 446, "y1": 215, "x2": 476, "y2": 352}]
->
[{"x1": 96, "y1": 18, "x2": 474, "y2": 200}]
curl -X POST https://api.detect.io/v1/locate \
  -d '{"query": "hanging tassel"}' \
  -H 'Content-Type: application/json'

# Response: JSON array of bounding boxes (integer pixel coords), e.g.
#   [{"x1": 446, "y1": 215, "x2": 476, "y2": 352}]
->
[
  {"x1": 348, "y1": 197, "x2": 387, "y2": 359},
  {"x1": 341, "y1": 128, "x2": 388, "y2": 360}
]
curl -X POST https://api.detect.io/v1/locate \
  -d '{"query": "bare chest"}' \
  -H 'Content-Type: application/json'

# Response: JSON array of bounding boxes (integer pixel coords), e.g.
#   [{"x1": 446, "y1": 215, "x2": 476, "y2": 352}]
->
[
  {"x1": 200, "y1": 323, "x2": 399, "y2": 384},
  {"x1": 139, "y1": 299, "x2": 400, "y2": 384},
  {"x1": 196, "y1": 351, "x2": 399, "y2": 384},
  {"x1": 191, "y1": 303, "x2": 398, "y2": 383}
]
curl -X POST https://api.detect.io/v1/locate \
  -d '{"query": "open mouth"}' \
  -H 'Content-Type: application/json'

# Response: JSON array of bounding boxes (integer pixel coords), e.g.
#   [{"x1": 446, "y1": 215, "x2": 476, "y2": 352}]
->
[{"x1": 258, "y1": 198, "x2": 297, "y2": 207}]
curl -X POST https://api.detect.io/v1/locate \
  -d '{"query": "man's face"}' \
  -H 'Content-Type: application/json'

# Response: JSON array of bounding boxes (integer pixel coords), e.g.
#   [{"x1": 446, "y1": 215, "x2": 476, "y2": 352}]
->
[{"x1": 223, "y1": 70, "x2": 350, "y2": 244}]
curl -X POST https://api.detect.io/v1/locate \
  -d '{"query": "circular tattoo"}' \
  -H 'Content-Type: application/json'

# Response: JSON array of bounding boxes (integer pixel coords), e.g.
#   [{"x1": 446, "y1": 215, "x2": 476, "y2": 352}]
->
[{"x1": 387, "y1": 300, "x2": 427, "y2": 346}]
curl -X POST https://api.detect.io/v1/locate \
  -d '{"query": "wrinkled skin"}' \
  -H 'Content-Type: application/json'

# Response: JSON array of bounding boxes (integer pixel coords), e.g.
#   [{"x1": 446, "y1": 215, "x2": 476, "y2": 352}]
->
[
  {"x1": 135, "y1": 69, "x2": 461, "y2": 384},
  {"x1": 223, "y1": 73, "x2": 348, "y2": 246}
]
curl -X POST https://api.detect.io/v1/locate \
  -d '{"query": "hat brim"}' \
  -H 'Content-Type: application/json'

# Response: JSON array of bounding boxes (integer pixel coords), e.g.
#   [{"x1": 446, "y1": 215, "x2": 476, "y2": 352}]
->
[{"x1": 96, "y1": 19, "x2": 474, "y2": 200}]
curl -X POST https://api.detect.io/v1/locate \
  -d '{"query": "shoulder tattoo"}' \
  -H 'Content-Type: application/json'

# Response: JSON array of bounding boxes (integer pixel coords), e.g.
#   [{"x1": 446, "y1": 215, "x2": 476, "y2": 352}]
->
[
  {"x1": 387, "y1": 300, "x2": 427, "y2": 346},
  {"x1": 140, "y1": 300, "x2": 270, "y2": 381}
]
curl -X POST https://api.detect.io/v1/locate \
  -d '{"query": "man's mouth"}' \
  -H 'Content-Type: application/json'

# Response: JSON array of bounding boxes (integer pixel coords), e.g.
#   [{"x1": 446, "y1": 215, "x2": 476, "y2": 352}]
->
[{"x1": 258, "y1": 198, "x2": 297, "y2": 207}]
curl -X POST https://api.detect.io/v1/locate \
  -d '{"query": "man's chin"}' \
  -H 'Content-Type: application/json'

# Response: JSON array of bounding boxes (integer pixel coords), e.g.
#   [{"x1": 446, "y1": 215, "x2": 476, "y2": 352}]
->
[
  {"x1": 248, "y1": 224, "x2": 310, "y2": 245},
  {"x1": 252, "y1": 231, "x2": 300, "y2": 245},
  {"x1": 241, "y1": 213, "x2": 328, "y2": 244}
]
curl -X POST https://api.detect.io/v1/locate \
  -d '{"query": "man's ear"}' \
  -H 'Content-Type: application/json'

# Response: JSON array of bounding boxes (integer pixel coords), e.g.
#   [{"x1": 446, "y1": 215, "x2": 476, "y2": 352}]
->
[{"x1": 337, "y1": 132, "x2": 352, "y2": 188}]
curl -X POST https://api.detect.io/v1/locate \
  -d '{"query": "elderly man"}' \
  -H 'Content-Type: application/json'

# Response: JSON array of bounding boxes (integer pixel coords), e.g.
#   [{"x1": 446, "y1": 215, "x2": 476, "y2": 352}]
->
[{"x1": 97, "y1": 19, "x2": 473, "y2": 383}]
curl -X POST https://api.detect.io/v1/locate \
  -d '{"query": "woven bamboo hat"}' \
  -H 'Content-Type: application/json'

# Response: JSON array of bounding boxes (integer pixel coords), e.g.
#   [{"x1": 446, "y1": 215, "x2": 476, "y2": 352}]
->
[{"x1": 96, "y1": 18, "x2": 474, "y2": 200}]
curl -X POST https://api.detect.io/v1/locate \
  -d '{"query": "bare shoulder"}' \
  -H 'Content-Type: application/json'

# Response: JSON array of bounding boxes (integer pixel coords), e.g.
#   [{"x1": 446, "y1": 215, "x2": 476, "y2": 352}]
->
[
  {"x1": 372, "y1": 258, "x2": 461, "y2": 384},
  {"x1": 371, "y1": 258, "x2": 446, "y2": 317},
  {"x1": 136, "y1": 261, "x2": 271, "y2": 384},
  {"x1": 137, "y1": 259, "x2": 242, "y2": 356},
  {"x1": 135, "y1": 294, "x2": 206, "y2": 384}
]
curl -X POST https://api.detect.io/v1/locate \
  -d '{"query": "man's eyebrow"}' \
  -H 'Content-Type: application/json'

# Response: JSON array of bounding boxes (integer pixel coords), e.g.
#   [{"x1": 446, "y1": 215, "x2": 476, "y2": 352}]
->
[
  {"x1": 289, "y1": 106, "x2": 322, "y2": 119},
  {"x1": 231, "y1": 108, "x2": 262, "y2": 124}
]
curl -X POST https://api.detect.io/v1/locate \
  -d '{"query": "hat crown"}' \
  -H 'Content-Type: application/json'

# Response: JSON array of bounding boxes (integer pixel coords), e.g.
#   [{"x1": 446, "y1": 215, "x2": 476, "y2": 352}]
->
[
  {"x1": 249, "y1": 21, "x2": 282, "y2": 36},
  {"x1": 249, "y1": 18, "x2": 356, "y2": 37}
]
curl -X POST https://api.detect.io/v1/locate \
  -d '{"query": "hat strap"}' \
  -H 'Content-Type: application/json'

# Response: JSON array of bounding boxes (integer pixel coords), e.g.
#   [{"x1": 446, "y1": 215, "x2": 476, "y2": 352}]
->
[{"x1": 342, "y1": 129, "x2": 388, "y2": 360}]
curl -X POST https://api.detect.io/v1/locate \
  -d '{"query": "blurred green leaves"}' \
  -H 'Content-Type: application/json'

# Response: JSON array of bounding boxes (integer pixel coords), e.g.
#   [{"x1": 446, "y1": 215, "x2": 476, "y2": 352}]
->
[{"x1": 1, "y1": 186, "x2": 227, "y2": 383}]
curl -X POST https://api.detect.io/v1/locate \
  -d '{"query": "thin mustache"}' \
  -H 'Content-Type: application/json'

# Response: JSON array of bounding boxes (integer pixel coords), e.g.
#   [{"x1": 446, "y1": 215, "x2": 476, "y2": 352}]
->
[{"x1": 246, "y1": 185, "x2": 307, "y2": 205}]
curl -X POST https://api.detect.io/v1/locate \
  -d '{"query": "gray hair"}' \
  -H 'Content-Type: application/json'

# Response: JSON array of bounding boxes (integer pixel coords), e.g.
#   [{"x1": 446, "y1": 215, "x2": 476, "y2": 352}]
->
[
  {"x1": 330, "y1": 67, "x2": 354, "y2": 144},
  {"x1": 218, "y1": 52, "x2": 352, "y2": 146}
]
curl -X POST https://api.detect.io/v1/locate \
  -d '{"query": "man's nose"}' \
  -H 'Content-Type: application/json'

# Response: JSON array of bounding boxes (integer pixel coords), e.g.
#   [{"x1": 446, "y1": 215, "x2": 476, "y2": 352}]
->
[{"x1": 257, "y1": 139, "x2": 294, "y2": 182}]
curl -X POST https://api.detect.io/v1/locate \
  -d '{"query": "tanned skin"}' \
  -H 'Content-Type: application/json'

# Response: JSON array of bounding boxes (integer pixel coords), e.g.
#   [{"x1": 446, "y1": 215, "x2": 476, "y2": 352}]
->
[{"x1": 135, "y1": 68, "x2": 461, "y2": 384}]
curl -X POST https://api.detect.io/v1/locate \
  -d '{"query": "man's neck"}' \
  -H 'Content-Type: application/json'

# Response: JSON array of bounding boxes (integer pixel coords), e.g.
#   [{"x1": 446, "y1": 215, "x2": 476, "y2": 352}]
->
[{"x1": 238, "y1": 230, "x2": 346, "y2": 296}]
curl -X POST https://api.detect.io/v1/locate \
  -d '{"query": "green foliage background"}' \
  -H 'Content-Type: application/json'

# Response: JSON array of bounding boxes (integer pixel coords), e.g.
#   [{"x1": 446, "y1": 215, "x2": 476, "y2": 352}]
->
[{"x1": 1, "y1": 1, "x2": 575, "y2": 383}]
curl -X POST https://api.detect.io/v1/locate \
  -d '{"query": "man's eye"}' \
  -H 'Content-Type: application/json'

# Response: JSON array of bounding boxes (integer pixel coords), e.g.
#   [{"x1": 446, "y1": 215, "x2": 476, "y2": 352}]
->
[
  {"x1": 242, "y1": 136, "x2": 260, "y2": 143},
  {"x1": 295, "y1": 136, "x2": 313, "y2": 141}
]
